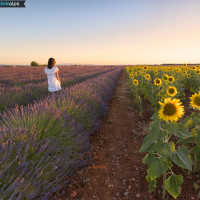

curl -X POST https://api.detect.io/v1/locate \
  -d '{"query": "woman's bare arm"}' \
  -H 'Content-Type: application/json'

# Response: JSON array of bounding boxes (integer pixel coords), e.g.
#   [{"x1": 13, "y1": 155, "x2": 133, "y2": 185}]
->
[{"x1": 56, "y1": 71, "x2": 61, "y2": 84}]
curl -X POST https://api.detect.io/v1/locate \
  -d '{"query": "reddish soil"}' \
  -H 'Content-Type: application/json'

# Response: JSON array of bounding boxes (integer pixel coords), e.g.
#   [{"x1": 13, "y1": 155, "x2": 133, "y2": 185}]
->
[{"x1": 51, "y1": 69, "x2": 200, "y2": 200}]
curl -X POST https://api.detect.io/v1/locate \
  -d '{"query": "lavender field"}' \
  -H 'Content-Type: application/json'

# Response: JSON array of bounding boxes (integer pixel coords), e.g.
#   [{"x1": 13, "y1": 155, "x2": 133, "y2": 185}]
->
[
  {"x1": 0, "y1": 66, "x2": 116, "y2": 112},
  {"x1": 0, "y1": 65, "x2": 123, "y2": 199}
]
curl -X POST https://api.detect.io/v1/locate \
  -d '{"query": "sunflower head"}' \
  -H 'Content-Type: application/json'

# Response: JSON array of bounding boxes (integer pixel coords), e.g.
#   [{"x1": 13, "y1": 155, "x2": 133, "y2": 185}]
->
[
  {"x1": 168, "y1": 76, "x2": 175, "y2": 83},
  {"x1": 154, "y1": 78, "x2": 162, "y2": 86},
  {"x1": 190, "y1": 92, "x2": 200, "y2": 110},
  {"x1": 192, "y1": 66, "x2": 196, "y2": 70},
  {"x1": 154, "y1": 71, "x2": 158, "y2": 75},
  {"x1": 133, "y1": 79, "x2": 138, "y2": 85},
  {"x1": 130, "y1": 73, "x2": 134, "y2": 78},
  {"x1": 167, "y1": 86, "x2": 177, "y2": 97},
  {"x1": 187, "y1": 74, "x2": 191, "y2": 78},
  {"x1": 158, "y1": 98, "x2": 185, "y2": 122},
  {"x1": 162, "y1": 74, "x2": 168, "y2": 81},
  {"x1": 196, "y1": 69, "x2": 200, "y2": 74},
  {"x1": 144, "y1": 66, "x2": 148, "y2": 70},
  {"x1": 145, "y1": 74, "x2": 151, "y2": 80}
]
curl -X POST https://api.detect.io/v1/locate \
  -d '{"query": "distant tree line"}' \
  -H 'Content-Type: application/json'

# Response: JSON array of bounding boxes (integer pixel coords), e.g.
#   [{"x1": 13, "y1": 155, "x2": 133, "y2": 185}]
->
[{"x1": 31, "y1": 61, "x2": 47, "y2": 66}]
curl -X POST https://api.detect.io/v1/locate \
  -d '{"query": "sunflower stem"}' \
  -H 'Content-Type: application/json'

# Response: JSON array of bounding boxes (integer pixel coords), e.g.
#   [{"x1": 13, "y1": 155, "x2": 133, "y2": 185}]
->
[
  {"x1": 194, "y1": 158, "x2": 198, "y2": 173},
  {"x1": 162, "y1": 172, "x2": 166, "y2": 200}
]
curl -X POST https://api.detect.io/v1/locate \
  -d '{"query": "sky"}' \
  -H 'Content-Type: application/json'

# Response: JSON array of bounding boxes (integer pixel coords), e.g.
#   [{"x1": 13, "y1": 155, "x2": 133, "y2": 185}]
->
[{"x1": 1, "y1": 0, "x2": 200, "y2": 65}]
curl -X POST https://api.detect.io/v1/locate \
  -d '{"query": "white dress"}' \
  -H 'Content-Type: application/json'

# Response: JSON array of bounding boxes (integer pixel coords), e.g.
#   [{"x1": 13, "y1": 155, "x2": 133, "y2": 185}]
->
[{"x1": 44, "y1": 66, "x2": 62, "y2": 92}]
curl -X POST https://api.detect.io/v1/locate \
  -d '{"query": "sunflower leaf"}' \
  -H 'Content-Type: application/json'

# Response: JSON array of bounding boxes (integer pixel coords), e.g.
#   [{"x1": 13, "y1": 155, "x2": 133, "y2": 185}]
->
[
  {"x1": 177, "y1": 136, "x2": 195, "y2": 144},
  {"x1": 143, "y1": 153, "x2": 156, "y2": 166},
  {"x1": 176, "y1": 124, "x2": 191, "y2": 138},
  {"x1": 150, "y1": 113, "x2": 159, "y2": 121},
  {"x1": 146, "y1": 175, "x2": 157, "y2": 193},
  {"x1": 193, "y1": 146, "x2": 200, "y2": 162},
  {"x1": 168, "y1": 123, "x2": 190, "y2": 138},
  {"x1": 165, "y1": 175, "x2": 183, "y2": 199},
  {"x1": 151, "y1": 127, "x2": 168, "y2": 140},
  {"x1": 171, "y1": 146, "x2": 192, "y2": 170},
  {"x1": 164, "y1": 123, "x2": 177, "y2": 135},
  {"x1": 191, "y1": 113, "x2": 200, "y2": 125},
  {"x1": 139, "y1": 135, "x2": 157, "y2": 153},
  {"x1": 183, "y1": 116, "x2": 193, "y2": 128},
  {"x1": 196, "y1": 130, "x2": 200, "y2": 145},
  {"x1": 149, "y1": 120, "x2": 160, "y2": 130},
  {"x1": 147, "y1": 157, "x2": 169, "y2": 179},
  {"x1": 157, "y1": 141, "x2": 175, "y2": 160}
]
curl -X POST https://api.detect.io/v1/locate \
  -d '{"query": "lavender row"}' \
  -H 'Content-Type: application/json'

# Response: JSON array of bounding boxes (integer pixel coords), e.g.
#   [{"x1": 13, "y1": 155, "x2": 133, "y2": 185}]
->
[
  {"x1": 0, "y1": 65, "x2": 110, "y2": 86},
  {"x1": 0, "y1": 67, "x2": 123, "y2": 200},
  {"x1": 0, "y1": 67, "x2": 115, "y2": 113}
]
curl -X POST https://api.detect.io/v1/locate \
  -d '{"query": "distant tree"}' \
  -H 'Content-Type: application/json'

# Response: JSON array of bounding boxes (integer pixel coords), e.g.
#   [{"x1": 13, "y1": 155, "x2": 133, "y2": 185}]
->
[{"x1": 31, "y1": 61, "x2": 39, "y2": 66}]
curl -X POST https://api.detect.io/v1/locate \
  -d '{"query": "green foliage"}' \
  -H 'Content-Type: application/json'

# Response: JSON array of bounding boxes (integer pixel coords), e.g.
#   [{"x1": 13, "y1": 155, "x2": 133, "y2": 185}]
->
[
  {"x1": 126, "y1": 71, "x2": 143, "y2": 116},
  {"x1": 171, "y1": 146, "x2": 192, "y2": 170},
  {"x1": 139, "y1": 112, "x2": 195, "y2": 199},
  {"x1": 31, "y1": 61, "x2": 39, "y2": 66},
  {"x1": 165, "y1": 175, "x2": 183, "y2": 199},
  {"x1": 193, "y1": 146, "x2": 200, "y2": 162},
  {"x1": 146, "y1": 175, "x2": 157, "y2": 192},
  {"x1": 127, "y1": 65, "x2": 200, "y2": 199}
]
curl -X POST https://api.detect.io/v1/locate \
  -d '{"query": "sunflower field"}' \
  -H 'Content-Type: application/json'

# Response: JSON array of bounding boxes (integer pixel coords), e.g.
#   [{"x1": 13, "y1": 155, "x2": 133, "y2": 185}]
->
[{"x1": 126, "y1": 65, "x2": 200, "y2": 199}]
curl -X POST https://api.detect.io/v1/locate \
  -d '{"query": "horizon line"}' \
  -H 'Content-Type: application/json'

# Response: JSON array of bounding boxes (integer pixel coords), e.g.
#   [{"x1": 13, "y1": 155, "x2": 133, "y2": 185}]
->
[{"x1": 1, "y1": 63, "x2": 200, "y2": 66}]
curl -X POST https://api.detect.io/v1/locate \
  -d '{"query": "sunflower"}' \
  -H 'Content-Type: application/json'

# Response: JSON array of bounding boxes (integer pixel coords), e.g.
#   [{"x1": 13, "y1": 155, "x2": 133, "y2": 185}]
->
[
  {"x1": 168, "y1": 76, "x2": 175, "y2": 83},
  {"x1": 190, "y1": 92, "x2": 200, "y2": 110},
  {"x1": 154, "y1": 78, "x2": 162, "y2": 86},
  {"x1": 183, "y1": 71, "x2": 187, "y2": 74},
  {"x1": 187, "y1": 74, "x2": 191, "y2": 78},
  {"x1": 162, "y1": 74, "x2": 168, "y2": 81},
  {"x1": 141, "y1": 72, "x2": 144, "y2": 75},
  {"x1": 145, "y1": 74, "x2": 151, "y2": 80},
  {"x1": 154, "y1": 71, "x2": 158, "y2": 75},
  {"x1": 144, "y1": 66, "x2": 148, "y2": 70},
  {"x1": 130, "y1": 73, "x2": 134, "y2": 78},
  {"x1": 196, "y1": 69, "x2": 200, "y2": 75},
  {"x1": 158, "y1": 98, "x2": 185, "y2": 122},
  {"x1": 133, "y1": 79, "x2": 138, "y2": 85},
  {"x1": 167, "y1": 86, "x2": 177, "y2": 97},
  {"x1": 192, "y1": 66, "x2": 196, "y2": 70}
]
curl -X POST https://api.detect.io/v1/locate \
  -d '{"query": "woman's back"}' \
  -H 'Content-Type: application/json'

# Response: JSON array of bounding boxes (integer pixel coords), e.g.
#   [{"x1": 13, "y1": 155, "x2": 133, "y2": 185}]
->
[{"x1": 44, "y1": 66, "x2": 62, "y2": 92}]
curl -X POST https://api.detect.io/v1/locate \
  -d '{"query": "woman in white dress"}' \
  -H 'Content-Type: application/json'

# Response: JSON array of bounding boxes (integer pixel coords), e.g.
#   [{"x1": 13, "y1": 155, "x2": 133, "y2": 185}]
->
[{"x1": 44, "y1": 58, "x2": 62, "y2": 93}]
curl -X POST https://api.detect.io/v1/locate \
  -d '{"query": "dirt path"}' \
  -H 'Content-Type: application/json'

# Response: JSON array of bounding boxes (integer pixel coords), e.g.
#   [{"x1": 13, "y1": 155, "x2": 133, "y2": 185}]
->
[
  {"x1": 52, "y1": 69, "x2": 154, "y2": 200},
  {"x1": 72, "y1": 69, "x2": 149, "y2": 200}
]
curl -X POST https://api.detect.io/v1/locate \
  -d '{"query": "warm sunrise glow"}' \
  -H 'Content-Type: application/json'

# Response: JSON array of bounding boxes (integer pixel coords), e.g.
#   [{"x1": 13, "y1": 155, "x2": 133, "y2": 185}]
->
[{"x1": 0, "y1": 0, "x2": 200, "y2": 65}]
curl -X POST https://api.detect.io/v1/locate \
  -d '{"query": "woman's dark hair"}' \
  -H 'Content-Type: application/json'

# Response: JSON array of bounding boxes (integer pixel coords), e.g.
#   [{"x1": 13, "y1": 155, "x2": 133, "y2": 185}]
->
[{"x1": 47, "y1": 58, "x2": 55, "y2": 69}]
